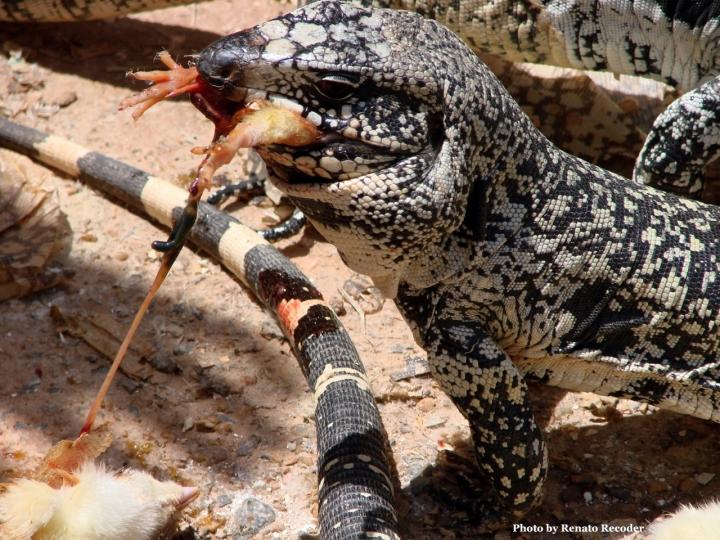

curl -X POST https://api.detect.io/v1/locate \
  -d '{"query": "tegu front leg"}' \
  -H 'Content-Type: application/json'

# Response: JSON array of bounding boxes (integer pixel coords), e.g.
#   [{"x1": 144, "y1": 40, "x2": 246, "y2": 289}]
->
[{"x1": 399, "y1": 289, "x2": 548, "y2": 518}]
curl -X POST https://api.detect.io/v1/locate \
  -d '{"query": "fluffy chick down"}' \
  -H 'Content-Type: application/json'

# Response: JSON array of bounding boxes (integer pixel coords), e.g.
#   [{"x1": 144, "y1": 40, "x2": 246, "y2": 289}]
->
[
  {"x1": 0, "y1": 462, "x2": 198, "y2": 540},
  {"x1": 644, "y1": 499, "x2": 720, "y2": 540}
]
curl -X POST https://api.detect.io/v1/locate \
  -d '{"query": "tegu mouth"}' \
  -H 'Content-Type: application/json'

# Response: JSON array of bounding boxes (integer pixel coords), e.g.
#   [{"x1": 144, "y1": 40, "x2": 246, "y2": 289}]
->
[
  {"x1": 119, "y1": 50, "x2": 406, "y2": 189},
  {"x1": 191, "y1": 82, "x2": 403, "y2": 185},
  {"x1": 259, "y1": 136, "x2": 402, "y2": 185}
]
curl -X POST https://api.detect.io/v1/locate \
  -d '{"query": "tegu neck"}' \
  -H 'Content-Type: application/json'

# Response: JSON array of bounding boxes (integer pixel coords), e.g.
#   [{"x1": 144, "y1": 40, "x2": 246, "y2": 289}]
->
[
  {"x1": 401, "y1": 57, "x2": 553, "y2": 291},
  {"x1": 443, "y1": 50, "x2": 549, "y2": 199}
]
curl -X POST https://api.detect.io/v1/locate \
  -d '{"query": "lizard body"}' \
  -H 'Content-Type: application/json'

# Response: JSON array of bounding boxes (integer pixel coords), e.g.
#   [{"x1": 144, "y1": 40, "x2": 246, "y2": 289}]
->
[
  {"x1": 375, "y1": 0, "x2": 720, "y2": 91},
  {"x1": 371, "y1": 0, "x2": 720, "y2": 195},
  {"x1": 196, "y1": 0, "x2": 720, "y2": 515},
  {"x1": 3, "y1": 0, "x2": 720, "y2": 528}
]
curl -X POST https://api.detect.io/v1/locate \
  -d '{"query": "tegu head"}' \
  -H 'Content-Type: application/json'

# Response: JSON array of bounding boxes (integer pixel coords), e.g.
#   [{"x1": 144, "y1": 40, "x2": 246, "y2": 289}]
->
[{"x1": 196, "y1": 0, "x2": 520, "y2": 297}]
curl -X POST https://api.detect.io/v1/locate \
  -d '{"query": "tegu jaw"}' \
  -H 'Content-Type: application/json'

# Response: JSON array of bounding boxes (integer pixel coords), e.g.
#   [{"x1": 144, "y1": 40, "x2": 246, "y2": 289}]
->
[
  {"x1": 195, "y1": 31, "x2": 414, "y2": 187},
  {"x1": 194, "y1": 1, "x2": 443, "y2": 183},
  {"x1": 192, "y1": 2, "x2": 470, "y2": 294}
]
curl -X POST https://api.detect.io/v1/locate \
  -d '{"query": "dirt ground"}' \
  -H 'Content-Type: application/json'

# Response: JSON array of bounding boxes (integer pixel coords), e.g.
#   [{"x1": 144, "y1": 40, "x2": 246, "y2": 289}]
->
[{"x1": 1, "y1": 2, "x2": 720, "y2": 539}]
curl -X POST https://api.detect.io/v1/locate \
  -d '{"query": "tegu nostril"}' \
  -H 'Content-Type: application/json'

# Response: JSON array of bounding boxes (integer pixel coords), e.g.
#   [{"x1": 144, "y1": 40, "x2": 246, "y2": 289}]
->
[
  {"x1": 196, "y1": 29, "x2": 266, "y2": 91},
  {"x1": 197, "y1": 46, "x2": 237, "y2": 87},
  {"x1": 215, "y1": 63, "x2": 234, "y2": 81}
]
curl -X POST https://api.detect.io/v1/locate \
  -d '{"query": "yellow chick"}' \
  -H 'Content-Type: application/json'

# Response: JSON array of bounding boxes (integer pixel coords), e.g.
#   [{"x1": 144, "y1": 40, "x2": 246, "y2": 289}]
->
[
  {"x1": 646, "y1": 500, "x2": 720, "y2": 540},
  {"x1": 0, "y1": 462, "x2": 198, "y2": 540}
]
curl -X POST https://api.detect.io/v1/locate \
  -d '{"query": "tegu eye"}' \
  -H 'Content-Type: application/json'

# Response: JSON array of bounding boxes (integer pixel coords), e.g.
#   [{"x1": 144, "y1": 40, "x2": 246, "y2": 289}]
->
[{"x1": 314, "y1": 74, "x2": 360, "y2": 102}]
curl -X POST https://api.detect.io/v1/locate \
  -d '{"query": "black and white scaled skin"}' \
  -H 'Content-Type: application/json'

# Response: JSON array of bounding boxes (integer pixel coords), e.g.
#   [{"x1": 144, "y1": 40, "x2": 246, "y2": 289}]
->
[
  {"x1": 633, "y1": 75, "x2": 720, "y2": 196},
  {"x1": 375, "y1": 0, "x2": 720, "y2": 197},
  {"x1": 196, "y1": 0, "x2": 720, "y2": 520}
]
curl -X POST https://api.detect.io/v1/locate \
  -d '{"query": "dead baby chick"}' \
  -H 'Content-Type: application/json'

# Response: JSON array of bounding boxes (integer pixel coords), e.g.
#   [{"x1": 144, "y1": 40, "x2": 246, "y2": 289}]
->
[{"x1": 0, "y1": 431, "x2": 198, "y2": 540}]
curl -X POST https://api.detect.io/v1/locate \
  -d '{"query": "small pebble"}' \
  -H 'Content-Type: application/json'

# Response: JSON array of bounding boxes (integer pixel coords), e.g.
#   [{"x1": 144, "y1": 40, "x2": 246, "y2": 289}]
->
[
  {"x1": 199, "y1": 445, "x2": 229, "y2": 465},
  {"x1": 416, "y1": 397, "x2": 436, "y2": 412},
  {"x1": 194, "y1": 371, "x2": 231, "y2": 397},
  {"x1": 237, "y1": 434, "x2": 261, "y2": 457},
  {"x1": 647, "y1": 480, "x2": 667, "y2": 494},
  {"x1": 297, "y1": 524, "x2": 320, "y2": 538},
  {"x1": 695, "y1": 472, "x2": 715, "y2": 485},
  {"x1": 605, "y1": 485, "x2": 632, "y2": 501},
  {"x1": 196, "y1": 355, "x2": 217, "y2": 369},
  {"x1": 173, "y1": 342, "x2": 193, "y2": 356},
  {"x1": 297, "y1": 452, "x2": 315, "y2": 466},
  {"x1": 217, "y1": 412, "x2": 237, "y2": 424},
  {"x1": 231, "y1": 497, "x2": 276, "y2": 539},
  {"x1": 120, "y1": 377, "x2": 141, "y2": 393},
  {"x1": 151, "y1": 355, "x2": 179, "y2": 373},
  {"x1": 232, "y1": 465, "x2": 251, "y2": 484},
  {"x1": 195, "y1": 416, "x2": 220, "y2": 432},
  {"x1": 43, "y1": 88, "x2": 77, "y2": 107},
  {"x1": 425, "y1": 414, "x2": 446, "y2": 429},
  {"x1": 22, "y1": 377, "x2": 41, "y2": 393},
  {"x1": 33, "y1": 102, "x2": 60, "y2": 118},
  {"x1": 80, "y1": 232, "x2": 98, "y2": 242}
]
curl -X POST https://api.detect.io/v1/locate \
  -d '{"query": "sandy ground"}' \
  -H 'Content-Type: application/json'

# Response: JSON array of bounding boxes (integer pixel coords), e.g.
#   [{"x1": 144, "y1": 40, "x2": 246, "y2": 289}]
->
[{"x1": 1, "y1": 2, "x2": 720, "y2": 539}]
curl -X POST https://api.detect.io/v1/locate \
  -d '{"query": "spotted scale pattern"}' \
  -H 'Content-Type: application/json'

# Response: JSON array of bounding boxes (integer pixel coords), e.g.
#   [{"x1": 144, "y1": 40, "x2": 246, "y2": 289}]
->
[
  {"x1": 372, "y1": 0, "x2": 720, "y2": 198},
  {"x1": 634, "y1": 75, "x2": 720, "y2": 197},
  {"x1": 198, "y1": 0, "x2": 720, "y2": 518},
  {"x1": 374, "y1": 0, "x2": 720, "y2": 90}
]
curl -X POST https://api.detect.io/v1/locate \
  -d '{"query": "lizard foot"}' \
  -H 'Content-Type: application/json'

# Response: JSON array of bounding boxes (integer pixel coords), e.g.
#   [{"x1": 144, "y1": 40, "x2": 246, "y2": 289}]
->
[
  {"x1": 207, "y1": 176, "x2": 307, "y2": 242},
  {"x1": 403, "y1": 442, "x2": 508, "y2": 534}
]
